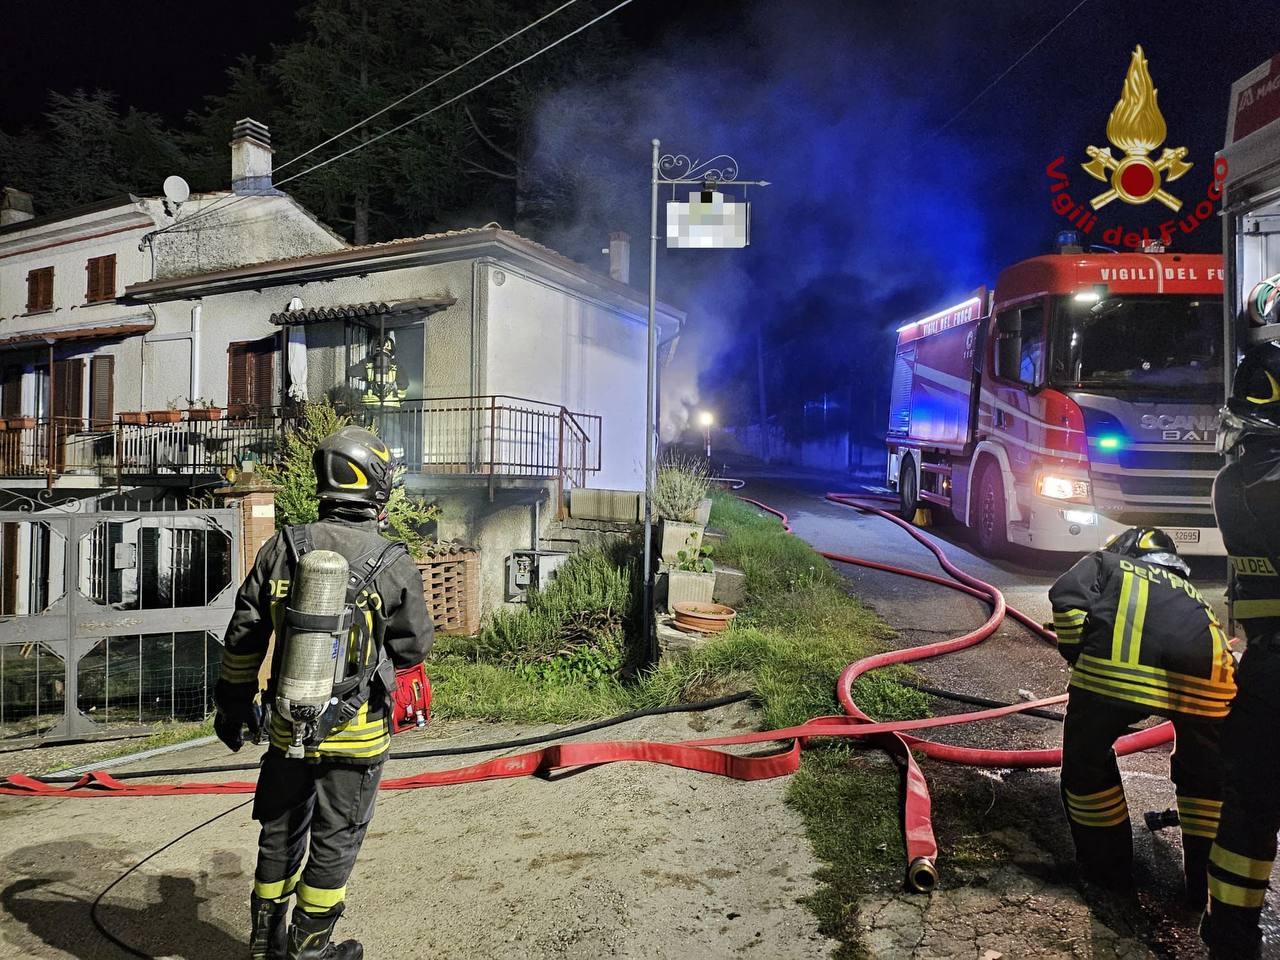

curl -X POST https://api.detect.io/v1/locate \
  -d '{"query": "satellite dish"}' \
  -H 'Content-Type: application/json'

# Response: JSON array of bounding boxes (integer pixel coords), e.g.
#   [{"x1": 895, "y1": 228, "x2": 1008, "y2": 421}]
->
[{"x1": 163, "y1": 176, "x2": 190, "y2": 205}]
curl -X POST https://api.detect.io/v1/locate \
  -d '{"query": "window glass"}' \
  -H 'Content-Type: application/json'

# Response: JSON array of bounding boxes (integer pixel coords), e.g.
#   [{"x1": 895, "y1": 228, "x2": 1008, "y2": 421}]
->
[
  {"x1": 995, "y1": 305, "x2": 1045, "y2": 387},
  {"x1": 0, "y1": 643, "x2": 65, "y2": 740}
]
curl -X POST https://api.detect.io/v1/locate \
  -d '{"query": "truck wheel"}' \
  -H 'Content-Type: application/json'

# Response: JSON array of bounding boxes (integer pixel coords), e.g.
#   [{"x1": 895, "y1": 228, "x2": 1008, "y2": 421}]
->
[
  {"x1": 898, "y1": 457, "x2": 918, "y2": 522},
  {"x1": 973, "y1": 461, "x2": 1009, "y2": 556}
]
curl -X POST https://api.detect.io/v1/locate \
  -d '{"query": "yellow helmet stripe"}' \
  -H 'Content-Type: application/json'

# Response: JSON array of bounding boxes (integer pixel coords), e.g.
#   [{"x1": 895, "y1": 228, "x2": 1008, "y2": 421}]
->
[
  {"x1": 1246, "y1": 370, "x2": 1280, "y2": 405},
  {"x1": 335, "y1": 463, "x2": 369, "y2": 489}
]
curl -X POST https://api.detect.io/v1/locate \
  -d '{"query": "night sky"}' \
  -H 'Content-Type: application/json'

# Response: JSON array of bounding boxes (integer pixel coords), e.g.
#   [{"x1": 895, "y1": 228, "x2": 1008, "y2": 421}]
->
[{"x1": 3, "y1": 0, "x2": 1278, "y2": 434}]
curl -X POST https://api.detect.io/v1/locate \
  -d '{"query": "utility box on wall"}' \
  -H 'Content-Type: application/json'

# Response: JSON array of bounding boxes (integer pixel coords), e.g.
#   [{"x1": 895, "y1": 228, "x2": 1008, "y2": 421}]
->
[{"x1": 506, "y1": 550, "x2": 570, "y2": 601}]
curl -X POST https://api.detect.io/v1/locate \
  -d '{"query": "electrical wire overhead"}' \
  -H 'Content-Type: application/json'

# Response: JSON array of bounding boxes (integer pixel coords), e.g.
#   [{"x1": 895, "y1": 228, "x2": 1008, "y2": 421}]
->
[
  {"x1": 933, "y1": 0, "x2": 1092, "y2": 136},
  {"x1": 157, "y1": 0, "x2": 632, "y2": 240}
]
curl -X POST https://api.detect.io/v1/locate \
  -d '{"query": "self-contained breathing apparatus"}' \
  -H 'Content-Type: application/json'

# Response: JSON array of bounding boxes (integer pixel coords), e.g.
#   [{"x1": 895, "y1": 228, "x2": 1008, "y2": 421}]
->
[{"x1": 272, "y1": 524, "x2": 423, "y2": 757}]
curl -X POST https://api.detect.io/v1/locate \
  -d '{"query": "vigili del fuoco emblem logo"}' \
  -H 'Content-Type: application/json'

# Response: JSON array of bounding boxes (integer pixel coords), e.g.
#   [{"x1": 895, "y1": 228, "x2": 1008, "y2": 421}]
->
[{"x1": 1080, "y1": 45, "x2": 1192, "y2": 212}]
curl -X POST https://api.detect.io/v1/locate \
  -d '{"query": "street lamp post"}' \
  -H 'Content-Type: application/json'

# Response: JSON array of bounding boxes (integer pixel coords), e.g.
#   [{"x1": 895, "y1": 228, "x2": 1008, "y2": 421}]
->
[
  {"x1": 642, "y1": 142, "x2": 769, "y2": 662},
  {"x1": 698, "y1": 410, "x2": 714, "y2": 459}
]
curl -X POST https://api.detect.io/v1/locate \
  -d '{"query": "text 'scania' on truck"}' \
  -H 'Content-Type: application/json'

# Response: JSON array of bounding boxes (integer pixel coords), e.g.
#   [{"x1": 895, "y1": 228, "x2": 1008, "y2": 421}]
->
[{"x1": 886, "y1": 248, "x2": 1226, "y2": 557}]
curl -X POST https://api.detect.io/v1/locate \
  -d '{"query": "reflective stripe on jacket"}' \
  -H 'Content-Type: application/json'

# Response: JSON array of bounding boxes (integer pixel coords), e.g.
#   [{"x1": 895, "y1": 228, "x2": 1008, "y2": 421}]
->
[{"x1": 1049, "y1": 551, "x2": 1236, "y2": 718}]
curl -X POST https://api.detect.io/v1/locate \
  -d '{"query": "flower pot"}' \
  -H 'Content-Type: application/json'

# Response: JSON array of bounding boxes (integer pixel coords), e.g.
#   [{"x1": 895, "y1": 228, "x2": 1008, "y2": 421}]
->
[
  {"x1": 692, "y1": 498, "x2": 713, "y2": 526},
  {"x1": 672, "y1": 600, "x2": 737, "y2": 634},
  {"x1": 666, "y1": 569, "x2": 716, "y2": 614},
  {"x1": 118, "y1": 411, "x2": 147, "y2": 426},
  {"x1": 658, "y1": 520, "x2": 704, "y2": 565},
  {"x1": 8, "y1": 416, "x2": 35, "y2": 430},
  {"x1": 187, "y1": 407, "x2": 223, "y2": 422},
  {"x1": 148, "y1": 410, "x2": 182, "y2": 424}
]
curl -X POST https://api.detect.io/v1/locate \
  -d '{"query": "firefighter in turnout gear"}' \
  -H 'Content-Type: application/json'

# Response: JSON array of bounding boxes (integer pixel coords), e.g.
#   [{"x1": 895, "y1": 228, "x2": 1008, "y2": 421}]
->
[
  {"x1": 215, "y1": 426, "x2": 433, "y2": 959},
  {"x1": 1049, "y1": 527, "x2": 1236, "y2": 902},
  {"x1": 1202, "y1": 342, "x2": 1280, "y2": 960}
]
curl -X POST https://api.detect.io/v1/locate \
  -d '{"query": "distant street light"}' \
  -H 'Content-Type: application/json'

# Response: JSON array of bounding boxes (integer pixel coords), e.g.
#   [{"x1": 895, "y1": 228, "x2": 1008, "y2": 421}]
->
[{"x1": 698, "y1": 410, "x2": 714, "y2": 458}]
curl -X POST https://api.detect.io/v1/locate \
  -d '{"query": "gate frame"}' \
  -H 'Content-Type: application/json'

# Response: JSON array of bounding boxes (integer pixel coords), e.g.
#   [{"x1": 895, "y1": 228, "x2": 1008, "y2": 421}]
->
[{"x1": 0, "y1": 487, "x2": 241, "y2": 743}]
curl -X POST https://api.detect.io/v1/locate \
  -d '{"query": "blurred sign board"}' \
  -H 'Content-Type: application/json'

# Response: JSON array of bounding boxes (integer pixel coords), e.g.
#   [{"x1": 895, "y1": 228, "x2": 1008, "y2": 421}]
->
[{"x1": 666, "y1": 190, "x2": 749, "y2": 248}]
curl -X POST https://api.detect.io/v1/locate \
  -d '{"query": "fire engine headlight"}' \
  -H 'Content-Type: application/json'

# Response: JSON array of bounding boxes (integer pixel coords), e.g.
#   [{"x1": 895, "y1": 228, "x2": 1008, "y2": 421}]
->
[
  {"x1": 1061, "y1": 508, "x2": 1097, "y2": 525},
  {"x1": 1037, "y1": 473, "x2": 1091, "y2": 502}
]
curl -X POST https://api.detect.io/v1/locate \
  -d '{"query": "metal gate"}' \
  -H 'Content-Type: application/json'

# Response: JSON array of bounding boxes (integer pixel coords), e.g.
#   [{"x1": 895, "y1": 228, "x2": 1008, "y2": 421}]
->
[{"x1": 0, "y1": 490, "x2": 240, "y2": 743}]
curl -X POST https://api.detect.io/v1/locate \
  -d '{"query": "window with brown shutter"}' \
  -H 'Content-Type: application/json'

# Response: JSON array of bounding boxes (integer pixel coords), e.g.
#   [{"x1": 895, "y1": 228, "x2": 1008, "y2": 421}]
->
[
  {"x1": 85, "y1": 255, "x2": 117, "y2": 304},
  {"x1": 227, "y1": 335, "x2": 277, "y2": 415},
  {"x1": 90, "y1": 355, "x2": 114, "y2": 429},
  {"x1": 26, "y1": 267, "x2": 53, "y2": 313}
]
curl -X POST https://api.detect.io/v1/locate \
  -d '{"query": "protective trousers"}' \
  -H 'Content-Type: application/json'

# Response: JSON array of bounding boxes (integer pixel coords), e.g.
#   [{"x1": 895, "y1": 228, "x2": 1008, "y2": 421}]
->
[
  {"x1": 251, "y1": 749, "x2": 383, "y2": 917},
  {"x1": 1061, "y1": 689, "x2": 1223, "y2": 902},
  {"x1": 1204, "y1": 645, "x2": 1280, "y2": 959}
]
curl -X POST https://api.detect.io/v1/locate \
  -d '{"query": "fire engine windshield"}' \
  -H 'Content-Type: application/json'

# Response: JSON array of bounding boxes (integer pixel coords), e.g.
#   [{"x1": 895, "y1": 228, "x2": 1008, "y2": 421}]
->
[{"x1": 1050, "y1": 296, "x2": 1223, "y2": 395}]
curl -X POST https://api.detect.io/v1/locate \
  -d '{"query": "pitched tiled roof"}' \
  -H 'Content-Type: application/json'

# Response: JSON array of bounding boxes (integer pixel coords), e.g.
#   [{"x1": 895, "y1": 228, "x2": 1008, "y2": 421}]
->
[{"x1": 268, "y1": 297, "x2": 456, "y2": 326}]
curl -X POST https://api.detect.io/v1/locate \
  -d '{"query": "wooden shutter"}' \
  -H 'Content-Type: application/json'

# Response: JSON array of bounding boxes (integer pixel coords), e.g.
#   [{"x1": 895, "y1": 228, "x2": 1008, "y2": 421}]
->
[
  {"x1": 86, "y1": 255, "x2": 116, "y2": 303},
  {"x1": 89, "y1": 356, "x2": 114, "y2": 429},
  {"x1": 252, "y1": 340, "x2": 275, "y2": 410},
  {"x1": 53, "y1": 359, "x2": 84, "y2": 429},
  {"x1": 26, "y1": 267, "x2": 53, "y2": 312},
  {"x1": 227, "y1": 336, "x2": 277, "y2": 413},
  {"x1": 1, "y1": 367, "x2": 21, "y2": 416},
  {"x1": 228, "y1": 342, "x2": 251, "y2": 410}
]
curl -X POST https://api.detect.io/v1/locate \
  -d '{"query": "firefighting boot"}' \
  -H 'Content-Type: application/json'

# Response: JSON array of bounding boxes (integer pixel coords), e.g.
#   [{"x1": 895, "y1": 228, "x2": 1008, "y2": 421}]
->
[
  {"x1": 287, "y1": 907, "x2": 363, "y2": 960},
  {"x1": 249, "y1": 894, "x2": 290, "y2": 960}
]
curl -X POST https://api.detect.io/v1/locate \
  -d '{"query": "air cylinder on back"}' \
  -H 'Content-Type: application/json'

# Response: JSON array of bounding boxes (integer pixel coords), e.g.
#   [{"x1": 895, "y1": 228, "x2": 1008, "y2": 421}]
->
[{"x1": 276, "y1": 549, "x2": 350, "y2": 726}]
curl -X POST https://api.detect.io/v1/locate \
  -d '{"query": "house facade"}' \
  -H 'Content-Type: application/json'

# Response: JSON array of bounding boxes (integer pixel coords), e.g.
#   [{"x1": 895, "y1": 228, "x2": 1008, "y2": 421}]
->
[{"x1": 0, "y1": 120, "x2": 346, "y2": 489}]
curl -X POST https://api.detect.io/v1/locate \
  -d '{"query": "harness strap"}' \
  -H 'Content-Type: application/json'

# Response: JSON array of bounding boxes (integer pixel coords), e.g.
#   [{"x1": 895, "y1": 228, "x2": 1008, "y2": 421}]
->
[{"x1": 284, "y1": 607, "x2": 352, "y2": 634}]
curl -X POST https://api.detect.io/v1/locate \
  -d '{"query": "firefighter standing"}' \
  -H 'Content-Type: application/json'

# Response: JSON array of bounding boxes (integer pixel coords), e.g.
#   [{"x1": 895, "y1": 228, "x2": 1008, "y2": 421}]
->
[
  {"x1": 214, "y1": 427, "x2": 433, "y2": 960},
  {"x1": 1049, "y1": 528, "x2": 1236, "y2": 903},
  {"x1": 1202, "y1": 342, "x2": 1280, "y2": 960}
]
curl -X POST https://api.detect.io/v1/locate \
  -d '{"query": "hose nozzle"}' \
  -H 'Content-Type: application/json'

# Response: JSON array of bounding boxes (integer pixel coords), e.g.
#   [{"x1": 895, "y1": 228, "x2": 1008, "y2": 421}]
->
[{"x1": 907, "y1": 856, "x2": 939, "y2": 893}]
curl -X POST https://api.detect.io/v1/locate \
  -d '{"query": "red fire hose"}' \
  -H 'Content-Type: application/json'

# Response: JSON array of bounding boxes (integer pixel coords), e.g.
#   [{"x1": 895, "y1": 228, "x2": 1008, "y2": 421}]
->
[{"x1": 0, "y1": 491, "x2": 1175, "y2": 893}]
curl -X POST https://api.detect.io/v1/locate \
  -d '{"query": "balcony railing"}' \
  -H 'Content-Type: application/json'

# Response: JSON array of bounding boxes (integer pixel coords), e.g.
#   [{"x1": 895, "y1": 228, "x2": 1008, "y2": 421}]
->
[{"x1": 0, "y1": 397, "x2": 601, "y2": 501}]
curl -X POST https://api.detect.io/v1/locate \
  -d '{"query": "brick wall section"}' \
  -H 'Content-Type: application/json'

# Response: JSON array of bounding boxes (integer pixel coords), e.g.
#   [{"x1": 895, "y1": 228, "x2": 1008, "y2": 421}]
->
[{"x1": 215, "y1": 479, "x2": 280, "y2": 689}]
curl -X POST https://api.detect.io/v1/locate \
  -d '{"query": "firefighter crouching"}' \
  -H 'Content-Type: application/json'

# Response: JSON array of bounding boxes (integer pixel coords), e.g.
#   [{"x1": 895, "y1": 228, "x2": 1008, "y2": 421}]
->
[
  {"x1": 1049, "y1": 528, "x2": 1236, "y2": 903},
  {"x1": 1202, "y1": 342, "x2": 1280, "y2": 960},
  {"x1": 214, "y1": 426, "x2": 433, "y2": 959}
]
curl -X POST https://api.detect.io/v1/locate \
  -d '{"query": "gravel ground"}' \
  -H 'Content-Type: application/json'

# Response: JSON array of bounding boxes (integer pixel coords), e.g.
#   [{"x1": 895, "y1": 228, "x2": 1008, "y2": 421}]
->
[{"x1": 0, "y1": 702, "x2": 838, "y2": 960}]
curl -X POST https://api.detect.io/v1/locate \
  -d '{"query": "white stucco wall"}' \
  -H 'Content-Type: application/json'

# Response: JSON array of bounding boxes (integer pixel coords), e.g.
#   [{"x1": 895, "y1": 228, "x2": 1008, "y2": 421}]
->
[
  {"x1": 483, "y1": 265, "x2": 649, "y2": 491},
  {"x1": 138, "y1": 260, "x2": 476, "y2": 412}
]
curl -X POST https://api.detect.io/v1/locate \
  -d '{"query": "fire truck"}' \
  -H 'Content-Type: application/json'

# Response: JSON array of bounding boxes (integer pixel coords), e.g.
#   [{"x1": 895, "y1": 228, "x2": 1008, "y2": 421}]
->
[
  {"x1": 1221, "y1": 52, "x2": 1280, "y2": 417},
  {"x1": 885, "y1": 247, "x2": 1226, "y2": 556}
]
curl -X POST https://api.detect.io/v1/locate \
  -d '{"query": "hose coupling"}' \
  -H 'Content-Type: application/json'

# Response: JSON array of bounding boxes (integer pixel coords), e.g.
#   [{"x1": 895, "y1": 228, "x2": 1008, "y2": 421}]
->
[{"x1": 907, "y1": 856, "x2": 939, "y2": 893}]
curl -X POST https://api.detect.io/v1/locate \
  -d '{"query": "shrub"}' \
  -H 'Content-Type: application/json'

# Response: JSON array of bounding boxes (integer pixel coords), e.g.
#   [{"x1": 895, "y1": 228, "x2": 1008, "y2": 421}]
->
[
  {"x1": 258, "y1": 401, "x2": 440, "y2": 558},
  {"x1": 475, "y1": 550, "x2": 637, "y2": 686},
  {"x1": 654, "y1": 454, "x2": 711, "y2": 522}
]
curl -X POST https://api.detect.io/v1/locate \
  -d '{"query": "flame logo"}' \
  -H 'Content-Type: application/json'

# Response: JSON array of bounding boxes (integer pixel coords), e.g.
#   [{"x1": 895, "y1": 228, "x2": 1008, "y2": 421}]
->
[
  {"x1": 1081, "y1": 46, "x2": 1192, "y2": 212},
  {"x1": 1106, "y1": 46, "x2": 1167, "y2": 155}
]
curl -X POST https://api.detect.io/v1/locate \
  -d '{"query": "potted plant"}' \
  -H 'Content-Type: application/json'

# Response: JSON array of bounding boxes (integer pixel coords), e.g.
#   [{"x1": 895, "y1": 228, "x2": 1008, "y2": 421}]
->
[
  {"x1": 148, "y1": 399, "x2": 183, "y2": 424},
  {"x1": 666, "y1": 543, "x2": 716, "y2": 613},
  {"x1": 118, "y1": 411, "x2": 147, "y2": 426},
  {"x1": 187, "y1": 397, "x2": 224, "y2": 422},
  {"x1": 655, "y1": 455, "x2": 712, "y2": 563}
]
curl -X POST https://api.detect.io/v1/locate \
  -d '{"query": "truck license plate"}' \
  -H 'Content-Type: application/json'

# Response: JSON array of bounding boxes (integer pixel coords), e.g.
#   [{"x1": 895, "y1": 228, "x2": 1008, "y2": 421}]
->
[{"x1": 1168, "y1": 528, "x2": 1201, "y2": 544}]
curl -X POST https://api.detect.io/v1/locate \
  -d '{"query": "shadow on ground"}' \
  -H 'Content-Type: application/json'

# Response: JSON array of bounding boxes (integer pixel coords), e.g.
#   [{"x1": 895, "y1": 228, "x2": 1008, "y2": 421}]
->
[{"x1": 1, "y1": 839, "x2": 245, "y2": 959}]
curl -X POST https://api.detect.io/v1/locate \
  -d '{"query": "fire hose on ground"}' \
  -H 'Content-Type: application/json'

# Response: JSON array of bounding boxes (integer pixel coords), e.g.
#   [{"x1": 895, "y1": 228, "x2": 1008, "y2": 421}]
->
[{"x1": 0, "y1": 491, "x2": 1177, "y2": 895}]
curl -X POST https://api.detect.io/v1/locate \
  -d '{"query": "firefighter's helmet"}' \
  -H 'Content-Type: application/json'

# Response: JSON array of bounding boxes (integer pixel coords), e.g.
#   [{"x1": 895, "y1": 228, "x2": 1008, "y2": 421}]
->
[
  {"x1": 1219, "y1": 341, "x2": 1280, "y2": 455},
  {"x1": 313, "y1": 426, "x2": 400, "y2": 511},
  {"x1": 1103, "y1": 526, "x2": 1190, "y2": 576}
]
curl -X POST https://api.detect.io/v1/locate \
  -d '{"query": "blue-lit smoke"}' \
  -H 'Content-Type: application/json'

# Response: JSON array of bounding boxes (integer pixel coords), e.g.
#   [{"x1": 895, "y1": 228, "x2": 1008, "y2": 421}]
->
[{"x1": 529, "y1": 2, "x2": 999, "y2": 443}]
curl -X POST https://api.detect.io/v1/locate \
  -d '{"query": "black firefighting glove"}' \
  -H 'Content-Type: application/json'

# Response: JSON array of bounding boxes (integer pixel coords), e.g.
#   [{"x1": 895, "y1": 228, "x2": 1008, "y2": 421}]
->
[{"x1": 214, "y1": 694, "x2": 262, "y2": 753}]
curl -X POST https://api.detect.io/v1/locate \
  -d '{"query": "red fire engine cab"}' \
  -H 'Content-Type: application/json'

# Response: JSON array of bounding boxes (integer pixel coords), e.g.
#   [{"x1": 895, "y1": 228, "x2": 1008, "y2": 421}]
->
[{"x1": 886, "y1": 248, "x2": 1225, "y2": 556}]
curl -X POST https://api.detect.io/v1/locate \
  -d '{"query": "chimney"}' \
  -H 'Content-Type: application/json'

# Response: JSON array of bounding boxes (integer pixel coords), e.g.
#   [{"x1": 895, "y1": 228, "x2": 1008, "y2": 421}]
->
[
  {"x1": 1, "y1": 187, "x2": 34, "y2": 226},
  {"x1": 230, "y1": 118, "x2": 275, "y2": 195},
  {"x1": 608, "y1": 231, "x2": 631, "y2": 284}
]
